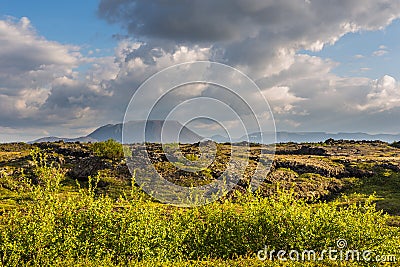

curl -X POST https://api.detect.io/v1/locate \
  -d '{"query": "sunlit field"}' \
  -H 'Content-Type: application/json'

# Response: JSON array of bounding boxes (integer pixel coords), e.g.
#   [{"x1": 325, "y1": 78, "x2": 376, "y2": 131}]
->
[{"x1": 0, "y1": 142, "x2": 399, "y2": 266}]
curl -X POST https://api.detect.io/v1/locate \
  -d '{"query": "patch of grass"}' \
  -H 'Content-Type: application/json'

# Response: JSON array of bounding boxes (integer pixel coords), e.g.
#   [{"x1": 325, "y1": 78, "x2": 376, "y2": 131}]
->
[{"x1": 341, "y1": 170, "x2": 400, "y2": 215}]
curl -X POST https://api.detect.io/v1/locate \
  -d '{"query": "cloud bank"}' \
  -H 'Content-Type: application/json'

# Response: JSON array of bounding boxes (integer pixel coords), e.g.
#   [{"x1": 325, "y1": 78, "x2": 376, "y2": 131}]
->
[{"x1": 2, "y1": 1, "x2": 400, "y2": 140}]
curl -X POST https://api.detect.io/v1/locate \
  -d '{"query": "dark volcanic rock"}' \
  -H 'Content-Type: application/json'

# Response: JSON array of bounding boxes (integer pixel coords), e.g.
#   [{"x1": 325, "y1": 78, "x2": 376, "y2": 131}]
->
[
  {"x1": 375, "y1": 162, "x2": 400, "y2": 172},
  {"x1": 297, "y1": 145, "x2": 327, "y2": 156},
  {"x1": 273, "y1": 160, "x2": 345, "y2": 178},
  {"x1": 68, "y1": 156, "x2": 112, "y2": 181},
  {"x1": 277, "y1": 145, "x2": 328, "y2": 156}
]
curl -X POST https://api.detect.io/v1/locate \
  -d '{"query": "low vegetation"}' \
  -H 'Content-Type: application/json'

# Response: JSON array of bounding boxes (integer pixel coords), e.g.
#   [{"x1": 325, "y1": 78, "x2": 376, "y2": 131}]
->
[
  {"x1": 0, "y1": 140, "x2": 399, "y2": 266},
  {"x1": 91, "y1": 139, "x2": 124, "y2": 161}
]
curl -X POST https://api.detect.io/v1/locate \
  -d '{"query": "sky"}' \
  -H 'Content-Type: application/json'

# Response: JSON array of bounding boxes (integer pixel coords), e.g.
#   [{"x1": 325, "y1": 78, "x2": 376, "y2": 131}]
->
[{"x1": 1, "y1": 0, "x2": 400, "y2": 142}]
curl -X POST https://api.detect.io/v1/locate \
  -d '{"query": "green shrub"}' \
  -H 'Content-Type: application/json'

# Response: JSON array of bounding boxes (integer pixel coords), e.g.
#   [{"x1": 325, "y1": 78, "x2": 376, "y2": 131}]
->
[
  {"x1": 91, "y1": 139, "x2": 124, "y2": 161},
  {"x1": 390, "y1": 141, "x2": 400, "y2": 148},
  {"x1": 185, "y1": 154, "x2": 199, "y2": 161}
]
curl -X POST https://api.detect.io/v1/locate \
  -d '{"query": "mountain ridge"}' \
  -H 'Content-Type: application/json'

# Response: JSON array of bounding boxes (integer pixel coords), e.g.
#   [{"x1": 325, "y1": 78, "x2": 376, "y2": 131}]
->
[
  {"x1": 30, "y1": 122, "x2": 400, "y2": 144},
  {"x1": 30, "y1": 120, "x2": 203, "y2": 144}
]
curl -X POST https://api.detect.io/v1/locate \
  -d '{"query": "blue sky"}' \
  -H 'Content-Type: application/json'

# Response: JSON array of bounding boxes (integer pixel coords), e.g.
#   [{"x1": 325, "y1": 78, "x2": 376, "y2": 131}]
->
[
  {"x1": 1, "y1": 0, "x2": 400, "y2": 142},
  {"x1": 1, "y1": 0, "x2": 120, "y2": 55},
  {"x1": 302, "y1": 19, "x2": 400, "y2": 80}
]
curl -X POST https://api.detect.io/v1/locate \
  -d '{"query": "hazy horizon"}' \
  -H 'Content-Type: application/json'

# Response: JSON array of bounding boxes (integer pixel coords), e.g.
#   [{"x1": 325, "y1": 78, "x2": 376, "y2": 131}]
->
[
  {"x1": 5, "y1": 120, "x2": 400, "y2": 143},
  {"x1": 16, "y1": 119, "x2": 400, "y2": 145}
]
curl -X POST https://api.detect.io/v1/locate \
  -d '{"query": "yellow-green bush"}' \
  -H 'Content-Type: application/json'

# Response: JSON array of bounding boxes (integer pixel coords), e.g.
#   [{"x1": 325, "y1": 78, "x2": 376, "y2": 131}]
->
[
  {"x1": 91, "y1": 139, "x2": 124, "y2": 161},
  {"x1": 0, "y1": 150, "x2": 398, "y2": 266}
]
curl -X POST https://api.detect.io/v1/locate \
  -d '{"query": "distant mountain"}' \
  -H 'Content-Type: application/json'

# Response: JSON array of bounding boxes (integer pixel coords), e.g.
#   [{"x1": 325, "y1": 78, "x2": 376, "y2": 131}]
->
[
  {"x1": 30, "y1": 121, "x2": 400, "y2": 144},
  {"x1": 237, "y1": 131, "x2": 400, "y2": 144},
  {"x1": 29, "y1": 136, "x2": 97, "y2": 144},
  {"x1": 88, "y1": 124, "x2": 123, "y2": 142},
  {"x1": 209, "y1": 134, "x2": 231, "y2": 143},
  {"x1": 88, "y1": 120, "x2": 203, "y2": 143},
  {"x1": 31, "y1": 121, "x2": 203, "y2": 144}
]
